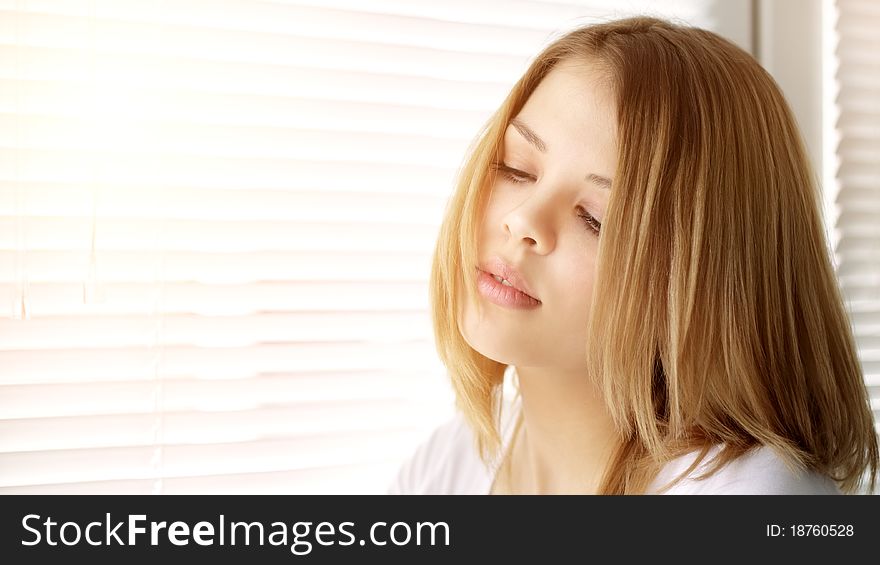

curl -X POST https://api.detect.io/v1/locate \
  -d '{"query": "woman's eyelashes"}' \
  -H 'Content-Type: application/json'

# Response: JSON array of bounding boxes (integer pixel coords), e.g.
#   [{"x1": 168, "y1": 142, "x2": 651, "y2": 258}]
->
[
  {"x1": 577, "y1": 207, "x2": 602, "y2": 235},
  {"x1": 491, "y1": 161, "x2": 602, "y2": 235},
  {"x1": 491, "y1": 161, "x2": 534, "y2": 184}
]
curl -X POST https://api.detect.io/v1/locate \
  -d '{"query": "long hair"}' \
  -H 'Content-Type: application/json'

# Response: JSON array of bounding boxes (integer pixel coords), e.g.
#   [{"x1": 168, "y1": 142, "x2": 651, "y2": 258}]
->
[{"x1": 428, "y1": 16, "x2": 878, "y2": 494}]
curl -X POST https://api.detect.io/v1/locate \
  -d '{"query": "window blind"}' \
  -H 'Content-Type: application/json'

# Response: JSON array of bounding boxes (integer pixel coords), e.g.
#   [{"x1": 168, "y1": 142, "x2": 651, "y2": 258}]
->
[
  {"x1": 0, "y1": 0, "x2": 741, "y2": 494},
  {"x1": 832, "y1": 0, "x2": 880, "y2": 467}
]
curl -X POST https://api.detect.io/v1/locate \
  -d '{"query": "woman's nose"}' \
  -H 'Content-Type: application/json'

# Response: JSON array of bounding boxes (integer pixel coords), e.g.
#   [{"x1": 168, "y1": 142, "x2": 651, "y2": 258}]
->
[{"x1": 502, "y1": 196, "x2": 557, "y2": 255}]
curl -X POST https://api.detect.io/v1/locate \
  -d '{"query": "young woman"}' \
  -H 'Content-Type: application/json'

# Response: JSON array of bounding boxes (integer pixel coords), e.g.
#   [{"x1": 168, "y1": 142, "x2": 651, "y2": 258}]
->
[{"x1": 389, "y1": 16, "x2": 878, "y2": 494}]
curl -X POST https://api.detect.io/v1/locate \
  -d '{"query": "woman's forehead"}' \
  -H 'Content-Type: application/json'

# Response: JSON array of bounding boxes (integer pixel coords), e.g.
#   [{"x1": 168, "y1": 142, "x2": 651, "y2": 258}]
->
[
  {"x1": 515, "y1": 63, "x2": 617, "y2": 143},
  {"x1": 507, "y1": 66, "x2": 618, "y2": 176}
]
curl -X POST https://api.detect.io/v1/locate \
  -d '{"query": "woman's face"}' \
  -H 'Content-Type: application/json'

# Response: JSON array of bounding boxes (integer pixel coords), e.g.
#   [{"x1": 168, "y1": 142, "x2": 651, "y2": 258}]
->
[{"x1": 459, "y1": 60, "x2": 617, "y2": 371}]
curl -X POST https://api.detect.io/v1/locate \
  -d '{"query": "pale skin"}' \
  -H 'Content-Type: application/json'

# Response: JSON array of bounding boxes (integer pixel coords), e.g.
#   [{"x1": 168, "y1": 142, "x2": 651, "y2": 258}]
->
[{"x1": 458, "y1": 60, "x2": 621, "y2": 494}]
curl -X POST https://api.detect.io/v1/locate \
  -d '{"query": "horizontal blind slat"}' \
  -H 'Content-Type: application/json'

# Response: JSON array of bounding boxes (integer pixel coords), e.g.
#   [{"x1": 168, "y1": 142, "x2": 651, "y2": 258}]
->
[
  {"x1": 0, "y1": 184, "x2": 449, "y2": 220},
  {"x1": 0, "y1": 46, "x2": 513, "y2": 110},
  {"x1": 1, "y1": 311, "x2": 435, "y2": 349},
  {"x1": 0, "y1": 431, "x2": 451, "y2": 490},
  {"x1": 0, "y1": 369, "x2": 451, "y2": 419},
  {"x1": 0, "y1": 341, "x2": 443, "y2": 383},
  {"x1": 0, "y1": 11, "x2": 536, "y2": 80},
  {"x1": 0, "y1": 250, "x2": 434, "y2": 283},
  {"x1": 0, "y1": 1, "x2": 558, "y2": 53},
  {"x1": 0, "y1": 149, "x2": 458, "y2": 192},
  {"x1": 0, "y1": 281, "x2": 431, "y2": 316},
  {"x1": 0, "y1": 80, "x2": 492, "y2": 137},
  {"x1": 261, "y1": 0, "x2": 707, "y2": 30},
  {"x1": 0, "y1": 399, "x2": 453, "y2": 453},
  {"x1": 2, "y1": 0, "x2": 712, "y2": 28},
  {"x1": 0, "y1": 461, "x2": 404, "y2": 494},
  {"x1": 0, "y1": 217, "x2": 441, "y2": 253},
  {"x1": 0, "y1": 114, "x2": 474, "y2": 167}
]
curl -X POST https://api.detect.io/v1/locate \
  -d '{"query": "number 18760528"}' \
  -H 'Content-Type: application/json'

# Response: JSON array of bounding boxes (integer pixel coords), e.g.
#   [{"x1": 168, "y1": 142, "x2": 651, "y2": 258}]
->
[{"x1": 766, "y1": 524, "x2": 853, "y2": 537}]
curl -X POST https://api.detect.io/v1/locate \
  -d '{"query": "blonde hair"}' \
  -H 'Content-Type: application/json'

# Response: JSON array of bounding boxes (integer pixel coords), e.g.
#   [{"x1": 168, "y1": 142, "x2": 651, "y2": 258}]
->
[{"x1": 429, "y1": 16, "x2": 878, "y2": 494}]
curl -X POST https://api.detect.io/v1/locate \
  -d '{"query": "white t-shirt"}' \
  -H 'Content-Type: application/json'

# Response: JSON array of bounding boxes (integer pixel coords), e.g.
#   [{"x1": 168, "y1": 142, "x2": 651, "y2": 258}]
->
[{"x1": 388, "y1": 393, "x2": 841, "y2": 495}]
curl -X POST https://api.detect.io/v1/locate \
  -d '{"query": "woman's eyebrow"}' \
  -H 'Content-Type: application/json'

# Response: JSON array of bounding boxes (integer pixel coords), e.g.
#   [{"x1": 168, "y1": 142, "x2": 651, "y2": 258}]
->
[
  {"x1": 586, "y1": 173, "x2": 612, "y2": 190},
  {"x1": 510, "y1": 118, "x2": 547, "y2": 152},
  {"x1": 509, "y1": 118, "x2": 613, "y2": 191}
]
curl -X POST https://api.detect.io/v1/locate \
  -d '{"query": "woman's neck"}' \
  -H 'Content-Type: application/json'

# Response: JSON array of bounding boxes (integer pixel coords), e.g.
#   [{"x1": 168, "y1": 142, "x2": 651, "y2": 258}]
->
[{"x1": 499, "y1": 365, "x2": 621, "y2": 494}]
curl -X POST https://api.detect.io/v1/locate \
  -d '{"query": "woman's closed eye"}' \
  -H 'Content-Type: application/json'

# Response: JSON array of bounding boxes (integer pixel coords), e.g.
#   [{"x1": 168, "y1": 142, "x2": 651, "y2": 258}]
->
[
  {"x1": 491, "y1": 161, "x2": 602, "y2": 235},
  {"x1": 491, "y1": 161, "x2": 534, "y2": 184},
  {"x1": 576, "y1": 206, "x2": 602, "y2": 235}
]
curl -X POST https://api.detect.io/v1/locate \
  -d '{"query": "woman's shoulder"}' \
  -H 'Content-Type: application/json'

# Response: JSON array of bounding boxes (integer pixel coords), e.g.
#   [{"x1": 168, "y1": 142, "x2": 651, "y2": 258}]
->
[
  {"x1": 652, "y1": 445, "x2": 842, "y2": 495},
  {"x1": 387, "y1": 410, "x2": 488, "y2": 495},
  {"x1": 387, "y1": 395, "x2": 521, "y2": 495}
]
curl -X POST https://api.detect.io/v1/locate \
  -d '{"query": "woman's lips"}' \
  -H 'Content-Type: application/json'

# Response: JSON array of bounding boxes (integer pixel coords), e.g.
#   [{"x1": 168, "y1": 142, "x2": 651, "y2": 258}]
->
[
  {"x1": 476, "y1": 268, "x2": 542, "y2": 309},
  {"x1": 478, "y1": 257, "x2": 541, "y2": 301}
]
